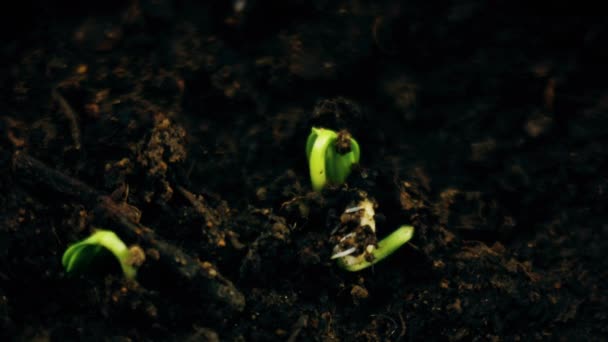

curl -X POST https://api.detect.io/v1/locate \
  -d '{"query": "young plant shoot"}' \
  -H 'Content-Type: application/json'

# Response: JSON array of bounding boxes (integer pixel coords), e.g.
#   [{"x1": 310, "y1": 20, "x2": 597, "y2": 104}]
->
[
  {"x1": 331, "y1": 197, "x2": 414, "y2": 272},
  {"x1": 62, "y1": 229, "x2": 143, "y2": 280},
  {"x1": 306, "y1": 127, "x2": 360, "y2": 191},
  {"x1": 336, "y1": 225, "x2": 414, "y2": 272}
]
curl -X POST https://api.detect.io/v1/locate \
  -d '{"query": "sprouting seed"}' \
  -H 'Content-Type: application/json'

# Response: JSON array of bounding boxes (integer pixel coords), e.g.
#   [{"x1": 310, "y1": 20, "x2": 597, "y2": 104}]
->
[{"x1": 62, "y1": 229, "x2": 144, "y2": 279}]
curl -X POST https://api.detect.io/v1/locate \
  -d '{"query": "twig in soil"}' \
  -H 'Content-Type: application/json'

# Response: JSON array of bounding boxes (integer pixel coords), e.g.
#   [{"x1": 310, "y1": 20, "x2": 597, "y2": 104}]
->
[
  {"x1": 51, "y1": 88, "x2": 82, "y2": 151},
  {"x1": 11, "y1": 151, "x2": 98, "y2": 202},
  {"x1": 176, "y1": 185, "x2": 222, "y2": 228},
  {"x1": 11, "y1": 151, "x2": 245, "y2": 314}
]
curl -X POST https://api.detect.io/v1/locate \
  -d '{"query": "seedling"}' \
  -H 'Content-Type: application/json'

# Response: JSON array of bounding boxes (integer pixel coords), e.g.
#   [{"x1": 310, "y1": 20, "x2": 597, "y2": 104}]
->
[
  {"x1": 62, "y1": 229, "x2": 143, "y2": 280},
  {"x1": 331, "y1": 198, "x2": 414, "y2": 272},
  {"x1": 306, "y1": 127, "x2": 360, "y2": 191},
  {"x1": 336, "y1": 225, "x2": 414, "y2": 272}
]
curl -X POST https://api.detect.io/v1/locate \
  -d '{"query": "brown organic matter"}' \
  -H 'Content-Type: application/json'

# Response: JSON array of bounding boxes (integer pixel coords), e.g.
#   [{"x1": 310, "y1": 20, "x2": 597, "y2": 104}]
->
[{"x1": 1, "y1": 1, "x2": 608, "y2": 341}]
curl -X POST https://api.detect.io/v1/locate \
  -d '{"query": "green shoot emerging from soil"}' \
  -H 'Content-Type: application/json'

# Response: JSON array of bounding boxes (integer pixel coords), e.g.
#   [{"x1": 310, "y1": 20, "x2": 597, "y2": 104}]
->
[
  {"x1": 336, "y1": 225, "x2": 414, "y2": 272},
  {"x1": 306, "y1": 127, "x2": 360, "y2": 191},
  {"x1": 62, "y1": 229, "x2": 142, "y2": 280}
]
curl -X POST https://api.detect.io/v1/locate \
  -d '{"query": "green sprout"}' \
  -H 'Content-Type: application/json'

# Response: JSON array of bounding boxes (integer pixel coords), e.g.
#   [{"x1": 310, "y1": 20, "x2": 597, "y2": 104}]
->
[
  {"x1": 336, "y1": 225, "x2": 414, "y2": 272},
  {"x1": 62, "y1": 229, "x2": 141, "y2": 280},
  {"x1": 306, "y1": 127, "x2": 360, "y2": 191}
]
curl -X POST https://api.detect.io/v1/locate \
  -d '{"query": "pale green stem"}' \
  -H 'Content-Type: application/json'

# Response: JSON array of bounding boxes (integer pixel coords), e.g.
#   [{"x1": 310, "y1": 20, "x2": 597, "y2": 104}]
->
[
  {"x1": 308, "y1": 128, "x2": 337, "y2": 191},
  {"x1": 338, "y1": 225, "x2": 415, "y2": 272}
]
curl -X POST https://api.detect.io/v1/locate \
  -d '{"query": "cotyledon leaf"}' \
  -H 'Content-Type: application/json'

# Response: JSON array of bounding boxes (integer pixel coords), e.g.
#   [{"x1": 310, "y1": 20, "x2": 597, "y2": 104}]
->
[{"x1": 308, "y1": 129, "x2": 337, "y2": 191}]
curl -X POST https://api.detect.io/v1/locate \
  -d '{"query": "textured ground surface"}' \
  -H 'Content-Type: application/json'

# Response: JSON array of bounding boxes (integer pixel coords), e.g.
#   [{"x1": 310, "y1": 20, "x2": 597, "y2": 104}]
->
[{"x1": 1, "y1": 1, "x2": 607, "y2": 341}]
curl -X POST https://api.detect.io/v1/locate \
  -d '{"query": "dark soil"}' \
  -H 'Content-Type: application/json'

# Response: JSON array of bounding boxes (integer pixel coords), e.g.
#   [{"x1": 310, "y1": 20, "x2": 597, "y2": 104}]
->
[{"x1": 2, "y1": 1, "x2": 607, "y2": 341}]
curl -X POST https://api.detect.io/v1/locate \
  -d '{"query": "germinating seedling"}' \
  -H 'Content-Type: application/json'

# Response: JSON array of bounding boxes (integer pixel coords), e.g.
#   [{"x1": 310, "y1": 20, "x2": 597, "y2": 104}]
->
[
  {"x1": 331, "y1": 198, "x2": 414, "y2": 271},
  {"x1": 305, "y1": 129, "x2": 413, "y2": 270},
  {"x1": 62, "y1": 229, "x2": 143, "y2": 279},
  {"x1": 306, "y1": 127, "x2": 360, "y2": 191},
  {"x1": 336, "y1": 225, "x2": 414, "y2": 272}
]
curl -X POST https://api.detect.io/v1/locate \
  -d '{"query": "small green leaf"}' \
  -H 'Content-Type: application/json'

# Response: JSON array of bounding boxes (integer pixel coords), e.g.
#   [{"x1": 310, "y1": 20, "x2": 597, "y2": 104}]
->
[
  {"x1": 63, "y1": 244, "x2": 87, "y2": 272},
  {"x1": 306, "y1": 127, "x2": 360, "y2": 191},
  {"x1": 307, "y1": 128, "x2": 338, "y2": 191},
  {"x1": 305, "y1": 128, "x2": 319, "y2": 160},
  {"x1": 62, "y1": 243, "x2": 82, "y2": 269},
  {"x1": 350, "y1": 138, "x2": 360, "y2": 161},
  {"x1": 61, "y1": 229, "x2": 138, "y2": 279}
]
